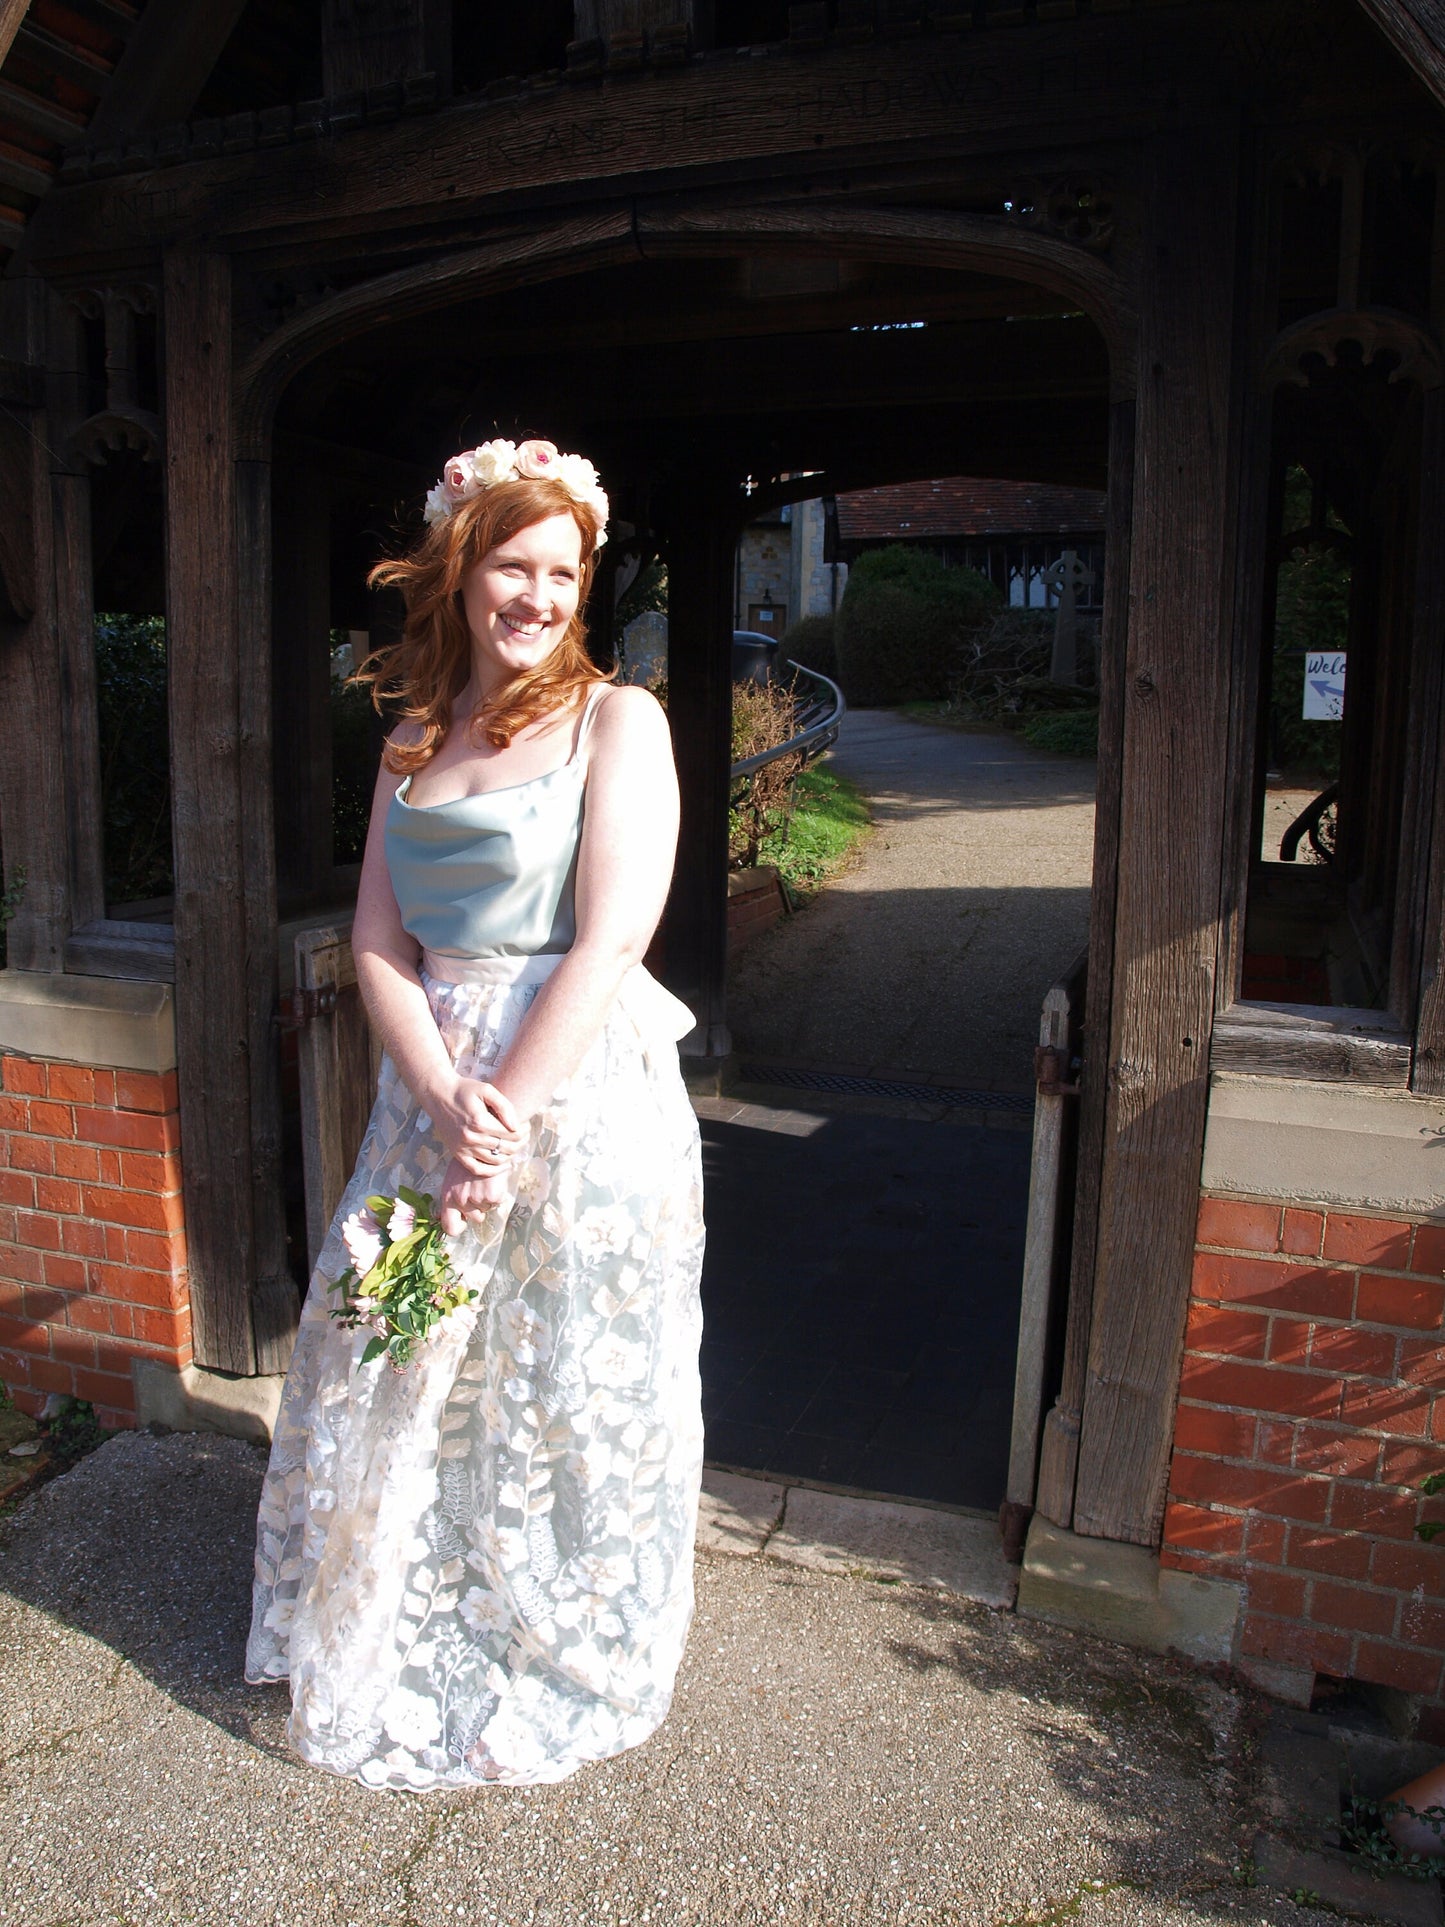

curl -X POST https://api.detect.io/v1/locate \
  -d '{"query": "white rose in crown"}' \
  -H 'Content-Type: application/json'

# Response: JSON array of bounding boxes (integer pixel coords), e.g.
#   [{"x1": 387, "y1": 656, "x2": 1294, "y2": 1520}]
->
[{"x1": 471, "y1": 438, "x2": 518, "y2": 487}]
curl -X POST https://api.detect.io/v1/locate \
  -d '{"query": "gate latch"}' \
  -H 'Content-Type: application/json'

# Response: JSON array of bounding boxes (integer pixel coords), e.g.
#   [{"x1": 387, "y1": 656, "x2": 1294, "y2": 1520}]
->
[
  {"x1": 1034, "y1": 1045, "x2": 1080, "y2": 1097},
  {"x1": 275, "y1": 984, "x2": 339, "y2": 1032}
]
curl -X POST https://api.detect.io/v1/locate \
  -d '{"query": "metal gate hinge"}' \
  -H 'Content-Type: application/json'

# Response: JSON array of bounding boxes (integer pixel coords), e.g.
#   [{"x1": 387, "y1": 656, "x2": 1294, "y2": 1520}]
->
[
  {"x1": 274, "y1": 984, "x2": 339, "y2": 1032},
  {"x1": 1034, "y1": 1044, "x2": 1081, "y2": 1097}
]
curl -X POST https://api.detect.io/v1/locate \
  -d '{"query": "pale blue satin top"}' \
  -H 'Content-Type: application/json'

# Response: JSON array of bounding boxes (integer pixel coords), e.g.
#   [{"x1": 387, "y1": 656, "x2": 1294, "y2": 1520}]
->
[{"x1": 384, "y1": 704, "x2": 596, "y2": 961}]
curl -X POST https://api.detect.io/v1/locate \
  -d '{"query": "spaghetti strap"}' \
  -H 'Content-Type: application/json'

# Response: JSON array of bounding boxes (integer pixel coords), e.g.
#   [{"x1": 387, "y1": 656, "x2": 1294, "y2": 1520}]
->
[{"x1": 575, "y1": 681, "x2": 610, "y2": 756}]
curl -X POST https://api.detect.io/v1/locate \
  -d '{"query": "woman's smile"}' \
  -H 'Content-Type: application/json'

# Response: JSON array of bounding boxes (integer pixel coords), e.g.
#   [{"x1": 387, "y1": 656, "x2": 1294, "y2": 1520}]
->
[{"x1": 460, "y1": 510, "x2": 584, "y2": 697}]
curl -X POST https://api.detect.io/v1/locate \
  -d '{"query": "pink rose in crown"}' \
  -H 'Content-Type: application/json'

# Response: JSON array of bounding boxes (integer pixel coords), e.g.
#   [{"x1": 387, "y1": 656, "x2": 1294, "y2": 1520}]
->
[
  {"x1": 341, "y1": 1206, "x2": 385, "y2": 1276},
  {"x1": 514, "y1": 439, "x2": 560, "y2": 479},
  {"x1": 443, "y1": 454, "x2": 476, "y2": 500}
]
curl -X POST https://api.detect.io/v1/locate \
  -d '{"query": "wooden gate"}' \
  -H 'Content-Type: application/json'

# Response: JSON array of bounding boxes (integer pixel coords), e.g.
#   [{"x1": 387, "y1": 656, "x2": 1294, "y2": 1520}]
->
[
  {"x1": 293, "y1": 924, "x2": 382, "y2": 1269},
  {"x1": 1001, "y1": 948, "x2": 1088, "y2": 1560}
]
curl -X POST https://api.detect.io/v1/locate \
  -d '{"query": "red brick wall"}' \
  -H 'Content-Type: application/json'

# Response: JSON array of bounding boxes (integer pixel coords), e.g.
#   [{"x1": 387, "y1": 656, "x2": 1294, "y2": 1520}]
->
[
  {"x1": 727, "y1": 869, "x2": 787, "y2": 952},
  {"x1": 0, "y1": 1054, "x2": 190, "y2": 1430},
  {"x1": 1163, "y1": 1193, "x2": 1445, "y2": 1731}
]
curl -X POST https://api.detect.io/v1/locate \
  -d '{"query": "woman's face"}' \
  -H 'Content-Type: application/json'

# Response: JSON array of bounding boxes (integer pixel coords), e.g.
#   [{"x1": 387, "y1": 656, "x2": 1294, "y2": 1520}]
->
[{"x1": 461, "y1": 511, "x2": 584, "y2": 696}]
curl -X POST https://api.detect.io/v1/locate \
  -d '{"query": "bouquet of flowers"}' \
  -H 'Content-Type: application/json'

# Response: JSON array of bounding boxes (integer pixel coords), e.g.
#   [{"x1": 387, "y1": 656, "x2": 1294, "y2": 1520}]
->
[{"x1": 326, "y1": 1186, "x2": 475, "y2": 1371}]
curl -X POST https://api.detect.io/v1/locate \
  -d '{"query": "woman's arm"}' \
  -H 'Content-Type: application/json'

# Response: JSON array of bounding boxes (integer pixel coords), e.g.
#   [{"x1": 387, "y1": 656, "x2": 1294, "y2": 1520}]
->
[
  {"x1": 489, "y1": 684, "x2": 679, "y2": 1122},
  {"x1": 351, "y1": 747, "x2": 523, "y2": 1198}
]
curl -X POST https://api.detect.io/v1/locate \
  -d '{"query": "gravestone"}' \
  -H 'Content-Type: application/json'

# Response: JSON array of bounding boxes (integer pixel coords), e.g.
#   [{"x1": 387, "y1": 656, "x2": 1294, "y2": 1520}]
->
[
  {"x1": 1042, "y1": 549, "x2": 1096, "y2": 686},
  {"x1": 623, "y1": 610, "x2": 668, "y2": 687}
]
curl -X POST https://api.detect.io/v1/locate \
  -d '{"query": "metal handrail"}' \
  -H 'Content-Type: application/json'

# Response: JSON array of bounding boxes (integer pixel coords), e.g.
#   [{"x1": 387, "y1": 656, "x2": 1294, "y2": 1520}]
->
[
  {"x1": 729, "y1": 660, "x2": 846, "y2": 781},
  {"x1": 1280, "y1": 781, "x2": 1339, "y2": 863}
]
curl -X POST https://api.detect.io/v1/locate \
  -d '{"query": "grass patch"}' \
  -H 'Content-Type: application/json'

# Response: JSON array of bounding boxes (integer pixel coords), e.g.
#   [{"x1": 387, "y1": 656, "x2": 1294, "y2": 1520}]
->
[
  {"x1": 756, "y1": 765, "x2": 870, "y2": 894},
  {"x1": 898, "y1": 699, "x2": 1099, "y2": 758},
  {"x1": 1020, "y1": 708, "x2": 1098, "y2": 757}
]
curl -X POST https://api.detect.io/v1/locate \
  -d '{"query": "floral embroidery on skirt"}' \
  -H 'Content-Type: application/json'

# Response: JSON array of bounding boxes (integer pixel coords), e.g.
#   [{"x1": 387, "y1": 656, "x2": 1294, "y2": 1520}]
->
[{"x1": 244, "y1": 971, "x2": 705, "y2": 1791}]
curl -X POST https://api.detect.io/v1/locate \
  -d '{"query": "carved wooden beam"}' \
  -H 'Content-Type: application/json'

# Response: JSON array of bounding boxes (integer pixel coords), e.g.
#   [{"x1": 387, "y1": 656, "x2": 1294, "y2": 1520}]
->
[{"x1": 30, "y1": 9, "x2": 1246, "y2": 266}]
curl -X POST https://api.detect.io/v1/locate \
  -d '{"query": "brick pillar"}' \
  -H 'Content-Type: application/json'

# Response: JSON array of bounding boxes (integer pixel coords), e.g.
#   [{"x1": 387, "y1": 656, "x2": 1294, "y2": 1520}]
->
[{"x1": 0, "y1": 1053, "x2": 190, "y2": 1428}]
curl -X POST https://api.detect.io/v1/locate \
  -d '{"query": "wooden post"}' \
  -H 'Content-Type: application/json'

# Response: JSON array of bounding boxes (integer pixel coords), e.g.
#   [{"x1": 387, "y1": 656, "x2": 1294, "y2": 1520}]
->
[
  {"x1": 238, "y1": 456, "x2": 296, "y2": 1373},
  {"x1": 1033, "y1": 394, "x2": 1135, "y2": 1532},
  {"x1": 0, "y1": 277, "x2": 76, "y2": 971},
  {"x1": 660, "y1": 499, "x2": 736, "y2": 1061},
  {"x1": 1070, "y1": 125, "x2": 1246, "y2": 1547},
  {"x1": 164, "y1": 249, "x2": 292, "y2": 1375},
  {"x1": 49, "y1": 299, "x2": 106, "y2": 935},
  {"x1": 1404, "y1": 386, "x2": 1445, "y2": 1091}
]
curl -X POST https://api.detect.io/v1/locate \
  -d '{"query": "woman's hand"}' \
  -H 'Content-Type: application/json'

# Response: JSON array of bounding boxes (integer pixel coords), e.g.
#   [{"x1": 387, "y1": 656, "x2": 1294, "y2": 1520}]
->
[
  {"x1": 438, "y1": 1156, "x2": 511, "y2": 1237},
  {"x1": 423, "y1": 1072, "x2": 525, "y2": 1173}
]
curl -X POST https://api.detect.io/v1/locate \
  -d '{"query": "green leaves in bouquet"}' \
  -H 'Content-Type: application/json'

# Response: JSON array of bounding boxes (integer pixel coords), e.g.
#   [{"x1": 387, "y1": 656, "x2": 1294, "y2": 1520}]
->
[{"x1": 336, "y1": 1186, "x2": 473, "y2": 1371}]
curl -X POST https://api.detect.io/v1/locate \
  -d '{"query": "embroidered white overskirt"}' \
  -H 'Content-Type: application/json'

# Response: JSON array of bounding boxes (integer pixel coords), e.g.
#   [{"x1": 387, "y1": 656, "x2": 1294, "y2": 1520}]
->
[{"x1": 244, "y1": 970, "x2": 705, "y2": 1791}]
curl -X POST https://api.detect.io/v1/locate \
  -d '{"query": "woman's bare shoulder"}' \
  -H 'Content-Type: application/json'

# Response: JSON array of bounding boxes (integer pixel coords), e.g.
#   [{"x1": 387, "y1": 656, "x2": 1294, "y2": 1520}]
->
[{"x1": 589, "y1": 682, "x2": 668, "y2": 738}]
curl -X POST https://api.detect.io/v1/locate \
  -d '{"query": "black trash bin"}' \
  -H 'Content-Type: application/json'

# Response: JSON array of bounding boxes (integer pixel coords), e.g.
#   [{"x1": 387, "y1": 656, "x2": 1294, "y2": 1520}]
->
[{"x1": 731, "y1": 629, "x2": 779, "y2": 686}]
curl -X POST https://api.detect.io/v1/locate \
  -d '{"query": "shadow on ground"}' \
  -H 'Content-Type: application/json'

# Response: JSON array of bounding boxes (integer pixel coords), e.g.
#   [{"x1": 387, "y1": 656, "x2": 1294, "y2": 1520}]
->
[{"x1": 0, "y1": 1429, "x2": 1346, "y2": 1927}]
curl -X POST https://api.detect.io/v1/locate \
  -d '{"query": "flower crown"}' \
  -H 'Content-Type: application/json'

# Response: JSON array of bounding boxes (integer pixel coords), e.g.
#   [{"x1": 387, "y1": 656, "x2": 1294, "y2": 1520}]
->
[{"x1": 423, "y1": 438, "x2": 609, "y2": 549}]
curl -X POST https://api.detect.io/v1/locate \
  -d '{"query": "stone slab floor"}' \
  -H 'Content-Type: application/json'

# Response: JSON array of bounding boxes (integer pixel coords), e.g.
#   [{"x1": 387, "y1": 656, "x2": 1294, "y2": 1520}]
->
[{"x1": 0, "y1": 1431, "x2": 1352, "y2": 1927}]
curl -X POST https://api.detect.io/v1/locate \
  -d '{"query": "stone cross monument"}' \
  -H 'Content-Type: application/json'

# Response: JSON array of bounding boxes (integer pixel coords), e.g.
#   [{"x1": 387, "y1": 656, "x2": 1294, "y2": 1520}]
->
[{"x1": 1041, "y1": 549, "x2": 1096, "y2": 685}]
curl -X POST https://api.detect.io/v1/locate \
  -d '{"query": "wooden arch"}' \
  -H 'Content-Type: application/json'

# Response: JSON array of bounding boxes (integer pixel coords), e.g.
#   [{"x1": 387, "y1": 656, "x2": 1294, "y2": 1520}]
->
[{"x1": 235, "y1": 202, "x2": 1137, "y2": 458}]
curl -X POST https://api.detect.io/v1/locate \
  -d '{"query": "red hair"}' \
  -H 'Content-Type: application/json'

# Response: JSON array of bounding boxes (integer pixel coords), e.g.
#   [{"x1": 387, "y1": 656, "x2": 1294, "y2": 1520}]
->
[{"x1": 359, "y1": 475, "x2": 612, "y2": 773}]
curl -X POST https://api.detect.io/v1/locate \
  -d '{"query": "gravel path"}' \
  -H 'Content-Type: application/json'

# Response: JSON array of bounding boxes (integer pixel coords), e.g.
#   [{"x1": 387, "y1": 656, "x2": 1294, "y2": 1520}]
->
[
  {"x1": 729, "y1": 710, "x2": 1097, "y2": 1092},
  {"x1": 0, "y1": 1430, "x2": 1346, "y2": 1927}
]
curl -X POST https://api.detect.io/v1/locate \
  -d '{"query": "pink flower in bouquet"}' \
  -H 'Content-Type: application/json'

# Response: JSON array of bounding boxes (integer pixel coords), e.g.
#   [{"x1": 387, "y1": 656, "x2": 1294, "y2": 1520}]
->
[
  {"x1": 341, "y1": 1206, "x2": 384, "y2": 1276},
  {"x1": 388, "y1": 1198, "x2": 416, "y2": 1240}
]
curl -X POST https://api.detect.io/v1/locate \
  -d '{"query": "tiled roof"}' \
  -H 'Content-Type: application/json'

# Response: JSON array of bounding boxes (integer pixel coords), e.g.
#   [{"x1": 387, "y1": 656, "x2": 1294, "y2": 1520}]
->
[
  {"x1": 0, "y1": 0, "x2": 140, "y2": 269},
  {"x1": 834, "y1": 477, "x2": 1107, "y2": 542}
]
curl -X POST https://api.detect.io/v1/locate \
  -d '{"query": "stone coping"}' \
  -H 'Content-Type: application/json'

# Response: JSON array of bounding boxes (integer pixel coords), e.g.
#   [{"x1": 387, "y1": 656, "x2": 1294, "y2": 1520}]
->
[
  {"x1": 0, "y1": 969, "x2": 176, "y2": 1073},
  {"x1": 1203, "y1": 1071, "x2": 1445, "y2": 1221}
]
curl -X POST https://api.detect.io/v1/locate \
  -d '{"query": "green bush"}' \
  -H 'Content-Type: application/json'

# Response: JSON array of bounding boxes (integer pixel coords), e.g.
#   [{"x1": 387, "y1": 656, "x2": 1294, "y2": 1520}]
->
[
  {"x1": 332, "y1": 677, "x2": 381, "y2": 863},
  {"x1": 834, "y1": 545, "x2": 1000, "y2": 705},
  {"x1": 778, "y1": 611, "x2": 837, "y2": 682},
  {"x1": 1021, "y1": 708, "x2": 1099, "y2": 757},
  {"x1": 94, "y1": 613, "x2": 172, "y2": 906}
]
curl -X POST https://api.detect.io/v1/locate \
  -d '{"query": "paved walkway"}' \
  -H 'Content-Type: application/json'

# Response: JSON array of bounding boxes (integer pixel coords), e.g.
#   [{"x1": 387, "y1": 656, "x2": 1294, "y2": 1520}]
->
[
  {"x1": 728, "y1": 709, "x2": 1097, "y2": 1091},
  {"x1": 0, "y1": 1431, "x2": 1347, "y2": 1927}
]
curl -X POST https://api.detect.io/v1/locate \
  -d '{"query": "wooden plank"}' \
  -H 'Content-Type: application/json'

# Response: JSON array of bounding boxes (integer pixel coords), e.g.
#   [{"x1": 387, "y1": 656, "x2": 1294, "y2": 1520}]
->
[
  {"x1": 1213, "y1": 137, "x2": 1282, "y2": 1021},
  {"x1": 31, "y1": 7, "x2": 1260, "y2": 262},
  {"x1": 1354, "y1": 0, "x2": 1445, "y2": 108},
  {"x1": 296, "y1": 924, "x2": 381, "y2": 1268},
  {"x1": 85, "y1": 0, "x2": 249, "y2": 140},
  {"x1": 237, "y1": 455, "x2": 296, "y2": 1374},
  {"x1": 1071, "y1": 123, "x2": 1244, "y2": 1548},
  {"x1": 1033, "y1": 393, "x2": 1133, "y2": 1533},
  {"x1": 659, "y1": 500, "x2": 737, "y2": 1058},
  {"x1": 0, "y1": 281, "x2": 67, "y2": 971},
  {"x1": 0, "y1": 1, "x2": 33, "y2": 69},
  {"x1": 12, "y1": 23, "x2": 114, "y2": 99},
  {"x1": 51, "y1": 471, "x2": 105, "y2": 930},
  {"x1": 163, "y1": 247, "x2": 257, "y2": 1375},
  {"x1": 1210, "y1": 1004, "x2": 1412, "y2": 1087},
  {"x1": 1007, "y1": 949, "x2": 1087, "y2": 1533},
  {"x1": 64, "y1": 917, "x2": 175, "y2": 980}
]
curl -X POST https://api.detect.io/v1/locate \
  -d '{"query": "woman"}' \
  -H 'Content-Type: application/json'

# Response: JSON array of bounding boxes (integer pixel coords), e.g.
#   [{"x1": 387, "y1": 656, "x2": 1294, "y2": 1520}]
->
[{"x1": 244, "y1": 439, "x2": 705, "y2": 1792}]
